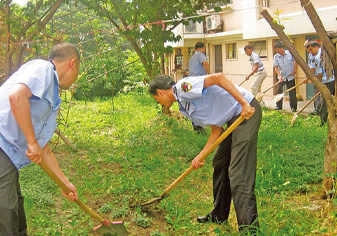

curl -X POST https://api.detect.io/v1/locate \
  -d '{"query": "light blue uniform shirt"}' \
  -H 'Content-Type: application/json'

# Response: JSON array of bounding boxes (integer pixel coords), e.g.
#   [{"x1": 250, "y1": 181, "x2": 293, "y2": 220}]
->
[
  {"x1": 173, "y1": 76, "x2": 254, "y2": 128},
  {"x1": 309, "y1": 48, "x2": 334, "y2": 84},
  {"x1": 273, "y1": 50, "x2": 295, "y2": 81},
  {"x1": 0, "y1": 59, "x2": 61, "y2": 169},
  {"x1": 249, "y1": 51, "x2": 264, "y2": 71},
  {"x1": 189, "y1": 51, "x2": 207, "y2": 76}
]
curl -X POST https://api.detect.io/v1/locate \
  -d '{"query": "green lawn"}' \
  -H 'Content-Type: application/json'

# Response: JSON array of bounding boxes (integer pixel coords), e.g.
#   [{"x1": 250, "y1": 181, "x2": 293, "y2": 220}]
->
[{"x1": 20, "y1": 90, "x2": 337, "y2": 235}]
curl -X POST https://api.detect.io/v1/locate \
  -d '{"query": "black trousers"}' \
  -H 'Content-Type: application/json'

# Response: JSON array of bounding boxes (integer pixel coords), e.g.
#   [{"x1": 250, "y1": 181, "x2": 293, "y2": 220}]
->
[
  {"x1": 210, "y1": 98, "x2": 262, "y2": 231},
  {"x1": 319, "y1": 80, "x2": 335, "y2": 123},
  {"x1": 0, "y1": 148, "x2": 27, "y2": 236},
  {"x1": 276, "y1": 79, "x2": 297, "y2": 110}
]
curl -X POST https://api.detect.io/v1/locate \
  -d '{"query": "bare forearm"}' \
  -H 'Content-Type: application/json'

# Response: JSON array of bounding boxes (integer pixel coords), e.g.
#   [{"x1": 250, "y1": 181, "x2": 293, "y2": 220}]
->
[
  {"x1": 42, "y1": 144, "x2": 70, "y2": 184},
  {"x1": 9, "y1": 85, "x2": 37, "y2": 144}
]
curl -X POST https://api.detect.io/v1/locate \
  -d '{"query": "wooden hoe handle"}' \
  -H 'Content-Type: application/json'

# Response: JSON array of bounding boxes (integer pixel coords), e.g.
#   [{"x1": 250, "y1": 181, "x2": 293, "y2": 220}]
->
[
  {"x1": 39, "y1": 161, "x2": 106, "y2": 224},
  {"x1": 159, "y1": 116, "x2": 245, "y2": 198}
]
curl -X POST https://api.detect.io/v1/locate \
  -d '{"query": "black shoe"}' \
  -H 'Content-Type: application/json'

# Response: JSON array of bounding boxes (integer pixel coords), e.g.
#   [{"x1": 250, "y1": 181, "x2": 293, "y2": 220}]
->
[
  {"x1": 274, "y1": 107, "x2": 282, "y2": 110},
  {"x1": 197, "y1": 214, "x2": 226, "y2": 224},
  {"x1": 291, "y1": 108, "x2": 297, "y2": 112}
]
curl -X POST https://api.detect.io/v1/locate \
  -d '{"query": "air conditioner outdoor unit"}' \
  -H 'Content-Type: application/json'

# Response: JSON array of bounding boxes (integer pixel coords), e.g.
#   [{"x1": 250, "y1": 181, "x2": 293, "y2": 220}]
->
[
  {"x1": 206, "y1": 15, "x2": 222, "y2": 31},
  {"x1": 184, "y1": 20, "x2": 203, "y2": 33}
]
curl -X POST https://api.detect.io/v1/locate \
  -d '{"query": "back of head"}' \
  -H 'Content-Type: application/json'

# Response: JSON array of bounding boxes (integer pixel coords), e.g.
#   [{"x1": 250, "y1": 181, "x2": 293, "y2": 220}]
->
[
  {"x1": 306, "y1": 41, "x2": 320, "y2": 49},
  {"x1": 49, "y1": 42, "x2": 80, "y2": 65},
  {"x1": 148, "y1": 74, "x2": 175, "y2": 95},
  {"x1": 274, "y1": 41, "x2": 284, "y2": 49},
  {"x1": 195, "y1": 42, "x2": 205, "y2": 50}
]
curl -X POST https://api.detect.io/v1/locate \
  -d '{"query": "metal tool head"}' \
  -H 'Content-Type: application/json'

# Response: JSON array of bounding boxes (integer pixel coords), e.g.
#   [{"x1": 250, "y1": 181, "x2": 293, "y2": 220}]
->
[
  {"x1": 274, "y1": 93, "x2": 285, "y2": 103},
  {"x1": 291, "y1": 113, "x2": 299, "y2": 126},
  {"x1": 255, "y1": 92, "x2": 264, "y2": 102},
  {"x1": 93, "y1": 221, "x2": 128, "y2": 236}
]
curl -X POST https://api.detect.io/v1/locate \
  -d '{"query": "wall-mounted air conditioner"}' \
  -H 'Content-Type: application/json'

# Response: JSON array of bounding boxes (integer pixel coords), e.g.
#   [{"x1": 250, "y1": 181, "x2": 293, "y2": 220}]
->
[
  {"x1": 184, "y1": 20, "x2": 203, "y2": 34},
  {"x1": 206, "y1": 15, "x2": 222, "y2": 31}
]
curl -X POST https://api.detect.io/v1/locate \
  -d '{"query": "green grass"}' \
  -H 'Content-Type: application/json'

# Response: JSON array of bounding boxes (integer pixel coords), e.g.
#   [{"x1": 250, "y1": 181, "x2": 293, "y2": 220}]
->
[{"x1": 20, "y1": 91, "x2": 337, "y2": 235}]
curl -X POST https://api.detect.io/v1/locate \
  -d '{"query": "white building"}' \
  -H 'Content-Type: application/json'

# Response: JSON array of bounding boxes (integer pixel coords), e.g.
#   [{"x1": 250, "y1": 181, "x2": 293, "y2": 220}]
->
[{"x1": 166, "y1": 0, "x2": 337, "y2": 100}]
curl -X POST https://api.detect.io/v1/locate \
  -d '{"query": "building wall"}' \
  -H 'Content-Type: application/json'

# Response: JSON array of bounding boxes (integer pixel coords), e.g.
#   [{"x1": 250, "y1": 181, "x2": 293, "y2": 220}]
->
[{"x1": 166, "y1": 0, "x2": 337, "y2": 100}]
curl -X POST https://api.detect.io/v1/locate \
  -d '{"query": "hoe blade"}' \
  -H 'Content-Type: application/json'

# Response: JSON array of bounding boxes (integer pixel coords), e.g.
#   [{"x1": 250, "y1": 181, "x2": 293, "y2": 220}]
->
[{"x1": 94, "y1": 221, "x2": 128, "y2": 236}]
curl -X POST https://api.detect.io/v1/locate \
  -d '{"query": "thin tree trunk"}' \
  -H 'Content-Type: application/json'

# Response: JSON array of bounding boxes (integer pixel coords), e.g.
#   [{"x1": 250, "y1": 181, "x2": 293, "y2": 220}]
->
[{"x1": 261, "y1": 9, "x2": 337, "y2": 198}]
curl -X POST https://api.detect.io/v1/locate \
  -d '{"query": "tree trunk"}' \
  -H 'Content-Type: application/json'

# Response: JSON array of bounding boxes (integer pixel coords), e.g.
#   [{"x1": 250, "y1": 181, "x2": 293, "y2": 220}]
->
[{"x1": 261, "y1": 9, "x2": 337, "y2": 198}]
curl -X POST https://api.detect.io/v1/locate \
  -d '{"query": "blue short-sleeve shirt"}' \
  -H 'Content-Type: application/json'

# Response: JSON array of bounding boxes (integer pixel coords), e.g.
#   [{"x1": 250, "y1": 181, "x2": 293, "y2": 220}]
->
[
  {"x1": 309, "y1": 48, "x2": 334, "y2": 84},
  {"x1": 0, "y1": 59, "x2": 61, "y2": 169},
  {"x1": 173, "y1": 76, "x2": 254, "y2": 127},
  {"x1": 189, "y1": 51, "x2": 207, "y2": 76},
  {"x1": 273, "y1": 50, "x2": 295, "y2": 81}
]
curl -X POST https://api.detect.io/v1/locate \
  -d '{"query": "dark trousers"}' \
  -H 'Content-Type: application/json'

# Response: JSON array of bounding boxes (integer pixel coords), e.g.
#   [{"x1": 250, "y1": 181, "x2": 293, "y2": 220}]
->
[
  {"x1": 0, "y1": 148, "x2": 27, "y2": 236},
  {"x1": 319, "y1": 80, "x2": 335, "y2": 123},
  {"x1": 210, "y1": 98, "x2": 262, "y2": 231},
  {"x1": 276, "y1": 79, "x2": 297, "y2": 110},
  {"x1": 313, "y1": 85, "x2": 320, "y2": 114}
]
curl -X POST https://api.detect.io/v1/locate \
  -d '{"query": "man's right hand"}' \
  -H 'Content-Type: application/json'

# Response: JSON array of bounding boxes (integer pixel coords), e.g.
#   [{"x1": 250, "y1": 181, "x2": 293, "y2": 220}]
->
[{"x1": 26, "y1": 140, "x2": 43, "y2": 163}]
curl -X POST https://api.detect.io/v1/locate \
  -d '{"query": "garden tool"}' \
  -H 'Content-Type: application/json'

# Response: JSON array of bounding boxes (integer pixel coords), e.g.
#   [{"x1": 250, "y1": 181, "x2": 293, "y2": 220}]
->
[
  {"x1": 291, "y1": 92, "x2": 320, "y2": 126},
  {"x1": 274, "y1": 80, "x2": 306, "y2": 103},
  {"x1": 255, "y1": 71, "x2": 295, "y2": 102},
  {"x1": 39, "y1": 161, "x2": 128, "y2": 236},
  {"x1": 138, "y1": 115, "x2": 245, "y2": 207},
  {"x1": 239, "y1": 78, "x2": 247, "y2": 86}
]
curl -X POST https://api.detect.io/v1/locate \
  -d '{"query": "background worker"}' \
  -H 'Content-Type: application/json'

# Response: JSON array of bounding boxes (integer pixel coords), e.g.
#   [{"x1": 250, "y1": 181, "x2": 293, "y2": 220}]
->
[
  {"x1": 0, "y1": 42, "x2": 80, "y2": 236},
  {"x1": 244, "y1": 45, "x2": 267, "y2": 106},
  {"x1": 304, "y1": 40, "x2": 320, "y2": 116},
  {"x1": 305, "y1": 41, "x2": 335, "y2": 124},
  {"x1": 273, "y1": 41, "x2": 298, "y2": 112},
  {"x1": 148, "y1": 72, "x2": 261, "y2": 234},
  {"x1": 188, "y1": 42, "x2": 210, "y2": 134}
]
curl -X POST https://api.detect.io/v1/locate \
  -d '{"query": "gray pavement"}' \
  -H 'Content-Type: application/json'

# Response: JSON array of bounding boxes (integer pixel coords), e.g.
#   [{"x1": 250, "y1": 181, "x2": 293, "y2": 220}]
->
[{"x1": 260, "y1": 95, "x2": 315, "y2": 115}]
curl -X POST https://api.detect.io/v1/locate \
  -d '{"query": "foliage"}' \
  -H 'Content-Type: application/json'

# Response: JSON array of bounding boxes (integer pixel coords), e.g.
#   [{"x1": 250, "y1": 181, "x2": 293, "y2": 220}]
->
[
  {"x1": 20, "y1": 94, "x2": 337, "y2": 235},
  {"x1": 81, "y1": 0, "x2": 226, "y2": 80},
  {"x1": 0, "y1": 0, "x2": 65, "y2": 80},
  {"x1": 272, "y1": 8, "x2": 290, "y2": 30}
]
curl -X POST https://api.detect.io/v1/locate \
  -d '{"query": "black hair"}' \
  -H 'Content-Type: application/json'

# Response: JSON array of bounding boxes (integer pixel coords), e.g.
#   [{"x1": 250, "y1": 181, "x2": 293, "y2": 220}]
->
[
  {"x1": 306, "y1": 41, "x2": 321, "y2": 49},
  {"x1": 48, "y1": 42, "x2": 80, "y2": 64},
  {"x1": 274, "y1": 41, "x2": 284, "y2": 49},
  {"x1": 195, "y1": 42, "x2": 205, "y2": 50},
  {"x1": 244, "y1": 45, "x2": 252, "y2": 50},
  {"x1": 148, "y1": 74, "x2": 176, "y2": 95}
]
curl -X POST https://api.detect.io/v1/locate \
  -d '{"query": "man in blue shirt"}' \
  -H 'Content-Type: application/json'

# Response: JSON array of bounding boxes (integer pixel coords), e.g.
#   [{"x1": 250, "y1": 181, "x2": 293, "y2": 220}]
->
[
  {"x1": 188, "y1": 42, "x2": 210, "y2": 77},
  {"x1": 188, "y1": 42, "x2": 210, "y2": 134},
  {"x1": 305, "y1": 41, "x2": 335, "y2": 124},
  {"x1": 148, "y1": 72, "x2": 261, "y2": 233},
  {"x1": 0, "y1": 42, "x2": 80, "y2": 235},
  {"x1": 273, "y1": 41, "x2": 298, "y2": 112}
]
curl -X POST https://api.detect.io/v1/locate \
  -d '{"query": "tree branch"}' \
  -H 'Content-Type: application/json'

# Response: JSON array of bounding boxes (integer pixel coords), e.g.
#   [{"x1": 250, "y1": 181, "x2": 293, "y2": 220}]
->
[{"x1": 261, "y1": 9, "x2": 333, "y2": 108}]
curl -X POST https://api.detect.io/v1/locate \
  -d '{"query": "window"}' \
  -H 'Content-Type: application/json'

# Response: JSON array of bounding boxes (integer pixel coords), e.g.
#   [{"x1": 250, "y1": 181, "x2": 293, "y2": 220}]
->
[
  {"x1": 214, "y1": 45, "x2": 223, "y2": 72},
  {"x1": 250, "y1": 40, "x2": 267, "y2": 58},
  {"x1": 226, "y1": 43, "x2": 236, "y2": 59}
]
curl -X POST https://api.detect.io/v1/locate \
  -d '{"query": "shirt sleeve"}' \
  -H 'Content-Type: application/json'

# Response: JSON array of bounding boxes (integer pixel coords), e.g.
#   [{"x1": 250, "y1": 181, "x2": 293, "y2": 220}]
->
[
  {"x1": 273, "y1": 55, "x2": 279, "y2": 67},
  {"x1": 15, "y1": 61, "x2": 53, "y2": 100},
  {"x1": 252, "y1": 53, "x2": 260, "y2": 64},
  {"x1": 198, "y1": 53, "x2": 207, "y2": 64},
  {"x1": 176, "y1": 76, "x2": 205, "y2": 100}
]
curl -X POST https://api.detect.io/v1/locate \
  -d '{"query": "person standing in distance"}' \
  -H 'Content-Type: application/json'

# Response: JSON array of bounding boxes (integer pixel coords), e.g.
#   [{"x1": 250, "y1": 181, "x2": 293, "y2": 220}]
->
[
  {"x1": 188, "y1": 42, "x2": 210, "y2": 133},
  {"x1": 0, "y1": 42, "x2": 80, "y2": 236},
  {"x1": 273, "y1": 41, "x2": 298, "y2": 112},
  {"x1": 244, "y1": 45, "x2": 267, "y2": 106}
]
